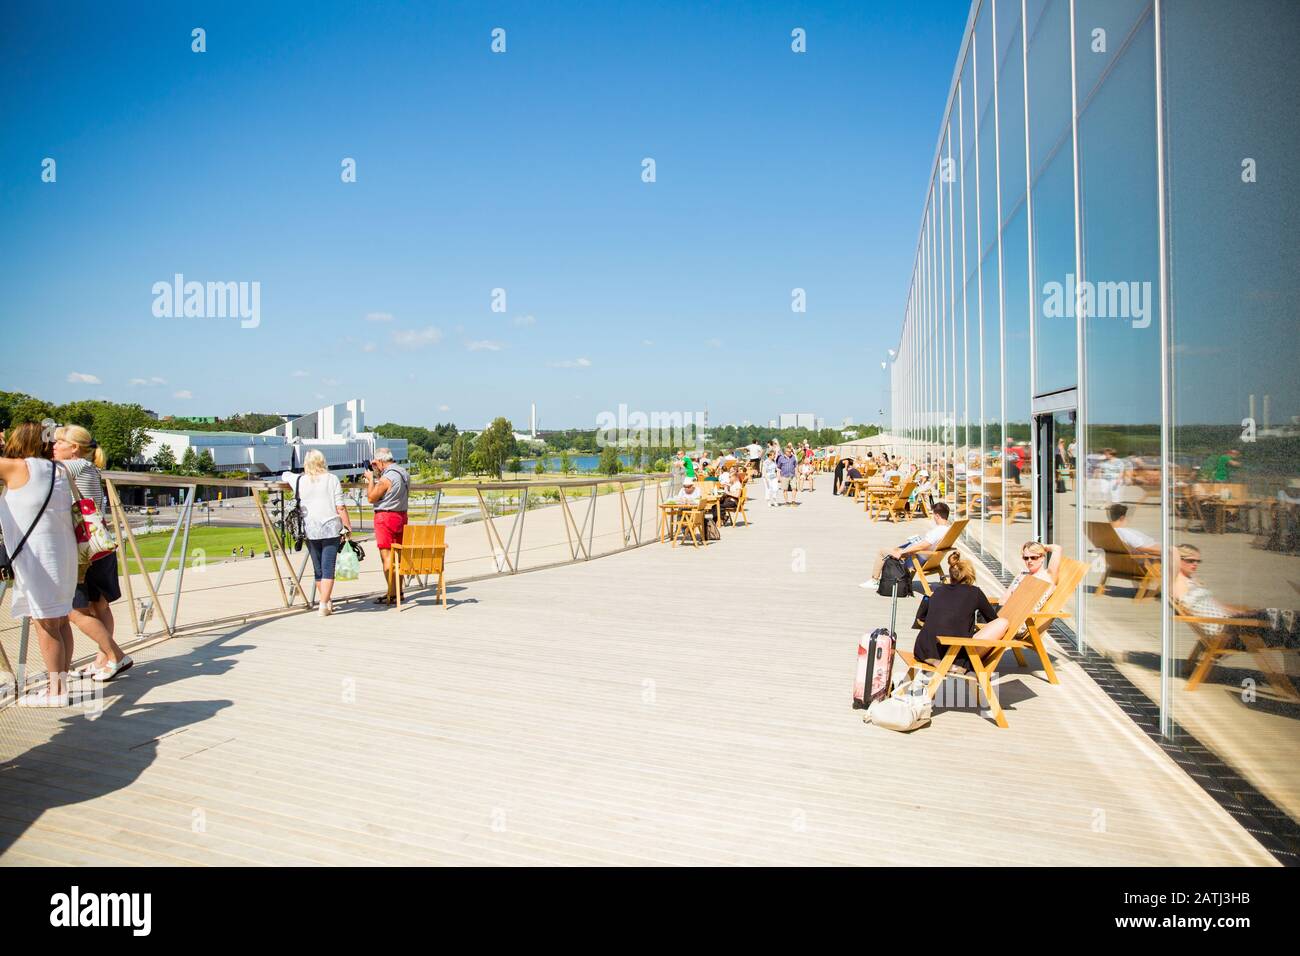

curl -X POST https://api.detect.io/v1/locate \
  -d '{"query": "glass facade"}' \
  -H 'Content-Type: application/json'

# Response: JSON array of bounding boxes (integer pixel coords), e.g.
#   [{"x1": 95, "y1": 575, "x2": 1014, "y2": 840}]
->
[{"x1": 891, "y1": 0, "x2": 1300, "y2": 851}]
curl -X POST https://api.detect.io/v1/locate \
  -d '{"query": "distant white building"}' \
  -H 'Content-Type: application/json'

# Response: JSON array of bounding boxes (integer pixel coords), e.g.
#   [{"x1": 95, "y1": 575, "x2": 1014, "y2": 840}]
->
[
  {"x1": 779, "y1": 412, "x2": 816, "y2": 430},
  {"x1": 141, "y1": 399, "x2": 408, "y2": 477}
]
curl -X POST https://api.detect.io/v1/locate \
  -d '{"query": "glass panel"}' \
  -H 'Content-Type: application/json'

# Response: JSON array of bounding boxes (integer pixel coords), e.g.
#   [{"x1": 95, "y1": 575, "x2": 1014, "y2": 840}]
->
[
  {"x1": 1002, "y1": 203, "x2": 1034, "y2": 561},
  {"x1": 1028, "y1": 0, "x2": 1077, "y2": 395},
  {"x1": 1165, "y1": 0, "x2": 1300, "y2": 835},
  {"x1": 1076, "y1": 5, "x2": 1162, "y2": 699}
]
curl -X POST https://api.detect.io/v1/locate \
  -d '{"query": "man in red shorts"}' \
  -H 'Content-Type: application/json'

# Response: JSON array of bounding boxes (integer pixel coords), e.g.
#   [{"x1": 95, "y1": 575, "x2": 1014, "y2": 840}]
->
[{"x1": 364, "y1": 448, "x2": 410, "y2": 605}]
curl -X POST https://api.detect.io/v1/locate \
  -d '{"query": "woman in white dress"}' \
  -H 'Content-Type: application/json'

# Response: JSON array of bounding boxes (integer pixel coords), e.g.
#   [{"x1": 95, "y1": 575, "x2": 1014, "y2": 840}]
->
[{"x1": 0, "y1": 423, "x2": 79, "y2": 706}]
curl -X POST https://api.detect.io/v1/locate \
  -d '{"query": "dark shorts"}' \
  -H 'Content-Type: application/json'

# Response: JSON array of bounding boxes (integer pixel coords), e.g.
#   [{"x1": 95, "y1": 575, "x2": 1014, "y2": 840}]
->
[
  {"x1": 307, "y1": 537, "x2": 340, "y2": 581},
  {"x1": 73, "y1": 551, "x2": 122, "y2": 609}
]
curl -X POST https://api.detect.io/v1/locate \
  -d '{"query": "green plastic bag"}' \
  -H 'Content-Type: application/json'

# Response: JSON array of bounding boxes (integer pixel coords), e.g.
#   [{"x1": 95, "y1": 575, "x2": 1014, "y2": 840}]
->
[{"x1": 335, "y1": 541, "x2": 360, "y2": 581}]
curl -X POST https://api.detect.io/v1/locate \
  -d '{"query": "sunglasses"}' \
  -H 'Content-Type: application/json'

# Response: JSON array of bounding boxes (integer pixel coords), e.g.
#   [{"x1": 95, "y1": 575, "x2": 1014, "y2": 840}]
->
[{"x1": 1181, "y1": 557, "x2": 1201, "y2": 565}]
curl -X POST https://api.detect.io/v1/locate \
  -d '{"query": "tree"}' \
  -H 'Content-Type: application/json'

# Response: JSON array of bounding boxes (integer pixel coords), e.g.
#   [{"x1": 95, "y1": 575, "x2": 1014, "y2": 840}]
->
[
  {"x1": 433, "y1": 442, "x2": 452, "y2": 461},
  {"x1": 448, "y1": 435, "x2": 469, "y2": 478},
  {"x1": 196, "y1": 449, "x2": 216, "y2": 475},
  {"x1": 179, "y1": 447, "x2": 199, "y2": 475},
  {"x1": 559, "y1": 450, "x2": 573, "y2": 475},
  {"x1": 598, "y1": 446, "x2": 621, "y2": 475},
  {"x1": 534, "y1": 459, "x2": 546, "y2": 475},
  {"x1": 509, "y1": 456, "x2": 523, "y2": 476},
  {"x1": 88, "y1": 402, "x2": 153, "y2": 467},
  {"x1": 476, "y1": 417, "x2": 517, "y2": 479},
  {"x1": 152, "y1": 444, "x2": 177, "y2": 472}
]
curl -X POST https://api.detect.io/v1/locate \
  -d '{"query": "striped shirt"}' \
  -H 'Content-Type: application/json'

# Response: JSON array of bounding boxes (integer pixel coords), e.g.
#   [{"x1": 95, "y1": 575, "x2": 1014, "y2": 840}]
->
[{"x1": 64, "y1": 458, "x2": 106, "y2": 513}]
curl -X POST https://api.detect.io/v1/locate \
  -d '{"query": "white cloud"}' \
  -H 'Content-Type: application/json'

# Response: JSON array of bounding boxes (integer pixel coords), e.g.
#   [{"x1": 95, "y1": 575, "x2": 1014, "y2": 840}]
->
[
  {"x1": 438, "y1": 404, "x2": 451, "y2": 412},
  {"x1": 550, "y1": 357, "x2": 592, "y2": 368},
  {"x1": 705, "y1": 337, "x2": 722, "y2": 348},
  {"x1": 292, "y1": 369, "x2": 309, "y2": 378},
  {"x1": 641, "y1": 339, "x2": 654, "y2": 347},
  {"x1": 323, "y1": 377, "x2": 340, "y2": 387},
  {"x1": 130, "y1": 375, "x2": 167, "y2": 386},
  {"x1": 365, "y1": 312, "x2": 394, "y2": 322},
  {"x1": 513, "y1": 314, "x2": 536, "y2": 327},
  {"x1": 466, "y1": 340, "x2": 503, "y2": 351},
  {"x1": 129, "y1": 378, "x2": 148, "y2": 386},
  {"x1": 362, "y1": 342, "x2": 376, "y2": 353},
  {"x1": 393, "y1": 326, "x2": 443, "y2": 348},
  {"x1": 173, "y1": 389, "x2": 193, "y2": 399},
  {"x1": 67, "y1": 372, "x2": 101, "y2": 385}
]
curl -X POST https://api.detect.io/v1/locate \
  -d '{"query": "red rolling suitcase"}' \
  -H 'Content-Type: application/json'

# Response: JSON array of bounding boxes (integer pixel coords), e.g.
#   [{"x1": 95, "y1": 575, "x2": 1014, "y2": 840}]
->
[{"x1": 853, "y1": 582, "x2": 899, "y2": 709}]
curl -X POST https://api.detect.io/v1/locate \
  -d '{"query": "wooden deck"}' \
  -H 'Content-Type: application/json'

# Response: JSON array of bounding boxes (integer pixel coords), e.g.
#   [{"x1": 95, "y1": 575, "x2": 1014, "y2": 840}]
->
[{"x1": 0, "y1": 480, "x2": 1278, "y2": 865}]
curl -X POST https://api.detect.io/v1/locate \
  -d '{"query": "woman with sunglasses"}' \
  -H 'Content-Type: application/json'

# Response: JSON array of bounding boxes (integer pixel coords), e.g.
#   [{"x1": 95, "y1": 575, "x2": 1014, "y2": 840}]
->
[
  {"x1": 1001, "y1": 541, "x2": 1063, "y2": 615},
  {"x1": 1170, "y1": 545, "x2": 1282, "y2": 641}
]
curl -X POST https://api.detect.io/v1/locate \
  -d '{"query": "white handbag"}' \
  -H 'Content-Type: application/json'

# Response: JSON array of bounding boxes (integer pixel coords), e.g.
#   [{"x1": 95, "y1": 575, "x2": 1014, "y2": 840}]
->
[{"x1": 866, "y1": 678, "x2": 933, "y2": 732}]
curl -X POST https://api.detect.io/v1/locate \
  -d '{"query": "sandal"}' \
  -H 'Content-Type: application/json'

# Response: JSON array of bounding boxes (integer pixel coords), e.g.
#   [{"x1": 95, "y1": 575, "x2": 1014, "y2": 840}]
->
[
  {"x1": 18, "y1": 688, "x2": 70, "y2": 708},
  {"x1": 93, "y1": 655, "x2": 134, "y2": 682},
  {"x1": 372, "y1": 595, "x2": 395, "y2": 605}
]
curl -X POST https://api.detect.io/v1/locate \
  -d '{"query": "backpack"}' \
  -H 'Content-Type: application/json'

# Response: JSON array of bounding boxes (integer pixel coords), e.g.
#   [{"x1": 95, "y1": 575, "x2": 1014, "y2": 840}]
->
[{"x1": 878, "y1": 555, "x2": 913, "y2": 598}]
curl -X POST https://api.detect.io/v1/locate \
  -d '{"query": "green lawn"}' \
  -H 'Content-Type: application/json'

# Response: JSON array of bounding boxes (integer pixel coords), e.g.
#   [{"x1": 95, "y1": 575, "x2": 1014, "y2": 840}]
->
[{"x1": 120, "y1": 526, "x2": 275, "y2": 572}]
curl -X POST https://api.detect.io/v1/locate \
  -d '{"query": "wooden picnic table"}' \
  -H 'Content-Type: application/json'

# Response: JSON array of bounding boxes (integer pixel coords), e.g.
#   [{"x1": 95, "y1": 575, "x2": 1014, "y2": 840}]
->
[{"x1": 658, "y1": 495, "x2": 723, "y2": 546}]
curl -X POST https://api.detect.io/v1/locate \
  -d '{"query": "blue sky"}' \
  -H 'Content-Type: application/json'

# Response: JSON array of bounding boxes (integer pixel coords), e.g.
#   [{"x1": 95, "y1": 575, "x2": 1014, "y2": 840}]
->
[{"x1": 0, "y1": 0, "x2": 970, "y2": 430}]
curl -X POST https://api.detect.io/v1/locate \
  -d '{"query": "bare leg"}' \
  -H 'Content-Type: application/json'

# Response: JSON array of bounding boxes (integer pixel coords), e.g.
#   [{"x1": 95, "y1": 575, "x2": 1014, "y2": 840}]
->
[
  {"x1": 380, "y1": 549, "x2": 395, "y2": 600},
  {"x1": 33, "y1": 616, "x2": 72, "y2": 696},
  {"x1": 318, "y1": 577, "x2": 334, "y2": 608},
  {"x1": 70, "y1": 599, "x2": 124, "y2": 669}
]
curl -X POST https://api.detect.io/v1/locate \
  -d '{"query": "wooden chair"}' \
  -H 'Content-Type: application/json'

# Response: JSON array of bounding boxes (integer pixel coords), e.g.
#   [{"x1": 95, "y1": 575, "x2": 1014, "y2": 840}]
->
[
  {"x1": 674, "y1": 503, "x2": 705, "y2": 547},
  {"x1": 869, "y1": 481, "x2": 917, "y2": 523},
  {"x1": 997, "y1": 557, "x2": 1089, "y2": 686},
  {"x1": 727, "y1": 484, "x2": 749, "y2": 527},
  {"x1": 908, "y1": 518, "x2": 971, "y2": 596},
  {"x1": 1176, "y1": 601, "x2": 1300, "y2": 702},
  {"x1": 898, "y1": 576, "x2": 1051, "y2": 729},
  {"x1": 1085, "y1": 521, "x2": 1161, "y2": 601},
  {"x1": 392, "y1": 524, "x2": 447, "y2": 611}
]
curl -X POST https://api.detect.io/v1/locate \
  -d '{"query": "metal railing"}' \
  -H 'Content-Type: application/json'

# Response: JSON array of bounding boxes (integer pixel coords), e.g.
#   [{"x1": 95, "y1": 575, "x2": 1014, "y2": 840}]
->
[{"x1": 1, "y1": 470, "x2": 676, "y2": 700}]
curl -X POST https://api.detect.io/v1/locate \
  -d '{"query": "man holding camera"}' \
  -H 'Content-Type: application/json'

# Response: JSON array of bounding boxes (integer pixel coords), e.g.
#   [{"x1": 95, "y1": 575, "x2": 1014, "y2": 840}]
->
[{"x1": 364, "y1": 448, "x2": 409, "y2": 605}]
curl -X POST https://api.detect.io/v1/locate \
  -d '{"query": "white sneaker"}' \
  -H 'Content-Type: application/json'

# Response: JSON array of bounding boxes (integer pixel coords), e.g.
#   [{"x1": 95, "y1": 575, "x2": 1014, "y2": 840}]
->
[{"x1": 859, "y1": 579, "x2": 880, "y2": 590}]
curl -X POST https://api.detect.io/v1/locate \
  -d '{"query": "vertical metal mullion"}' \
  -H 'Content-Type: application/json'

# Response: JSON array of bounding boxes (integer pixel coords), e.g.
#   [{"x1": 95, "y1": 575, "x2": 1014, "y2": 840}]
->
[
  {"x1": 1153, "y1": 0, "x2": 1173, "y2": 738},
  {"x1": 972, "y1": 7, "x2": 986, "y2": 553},
  {"x1": 992, "y1": 0, "x2": 1008, "y2": 565},
  {"x1": 1069, "y1": 0, "x2": 1087, "y2": 651},
  {"x1": 1022, "y1": 0, "x2": 1039, "y2": 542}
]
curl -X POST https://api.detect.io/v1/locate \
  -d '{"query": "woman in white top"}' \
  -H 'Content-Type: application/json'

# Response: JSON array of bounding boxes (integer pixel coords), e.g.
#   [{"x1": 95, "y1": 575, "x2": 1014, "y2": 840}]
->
[
  {"x1": 0, "y1": 423, "x2": 79, "y2": 706},
  {"x1": 281, "y1": 450, "x2": 352, "y2": 616}
]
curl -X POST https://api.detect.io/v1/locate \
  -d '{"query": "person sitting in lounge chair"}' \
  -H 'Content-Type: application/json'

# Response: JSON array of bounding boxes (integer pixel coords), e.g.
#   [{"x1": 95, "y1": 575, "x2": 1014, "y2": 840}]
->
[
  {"x1": 1108, "y1": 503, "x2": 1161, "y2": 557},
  {"x1": 861, "y1": 501, "x2": 951, "y2": 590}
]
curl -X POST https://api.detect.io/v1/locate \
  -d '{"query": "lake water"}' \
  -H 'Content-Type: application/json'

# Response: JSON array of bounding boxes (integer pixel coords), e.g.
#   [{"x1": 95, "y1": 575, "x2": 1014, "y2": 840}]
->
[{"x1": 518, "y1": 454, "x2": 642, "y2": 473}]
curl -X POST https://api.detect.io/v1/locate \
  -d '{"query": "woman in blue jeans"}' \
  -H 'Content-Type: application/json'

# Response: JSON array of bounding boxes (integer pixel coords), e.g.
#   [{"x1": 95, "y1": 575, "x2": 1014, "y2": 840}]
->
[{"x1": 281, "y1": 450, "x2": 352, "y2": 617}]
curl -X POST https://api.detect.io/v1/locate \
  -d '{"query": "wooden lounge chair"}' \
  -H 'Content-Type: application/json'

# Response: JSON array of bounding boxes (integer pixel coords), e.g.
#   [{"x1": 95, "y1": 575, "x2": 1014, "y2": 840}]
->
[
  {"x1": 1085, "y1": 521, "x2": 1161, "y2": 601},
  {"x1": 999, "y1": 556, "x2": 1088, "y2": 685},
  {"x1": 897, "y1": 576, "x2": 1051, "y2": 729},
  {"x1": 1176, "y1": 601, "x2": 1300, "y2": 702},
  {"x1": 908, "y1": 518, "x2": 971, "y2": 596},
  {"x1": 869, "y1": 481, "x2": 917, "y2": 523},
  {"x1": 392, "y1": 524, "x2": 448, "y2": 610}
]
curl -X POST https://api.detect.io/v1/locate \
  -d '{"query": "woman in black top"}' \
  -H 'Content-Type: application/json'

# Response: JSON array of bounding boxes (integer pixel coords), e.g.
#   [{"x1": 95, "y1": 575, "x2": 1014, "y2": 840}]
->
[{"x1": 912, "y1": 553, "x2": 1008, "y2": 672}]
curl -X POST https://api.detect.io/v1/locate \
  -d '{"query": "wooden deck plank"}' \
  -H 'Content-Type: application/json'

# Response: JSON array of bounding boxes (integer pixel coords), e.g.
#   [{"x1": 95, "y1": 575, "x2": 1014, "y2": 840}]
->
[{"x1": 0, "y1": 484, "x2": 1279, "y2": 866}]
